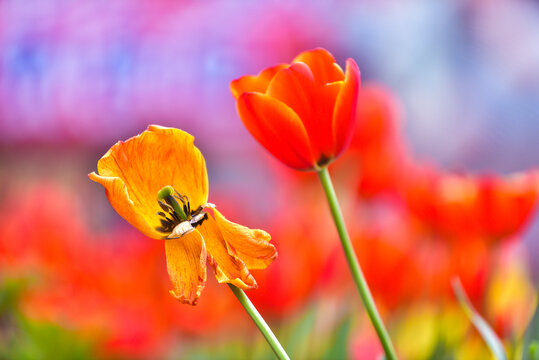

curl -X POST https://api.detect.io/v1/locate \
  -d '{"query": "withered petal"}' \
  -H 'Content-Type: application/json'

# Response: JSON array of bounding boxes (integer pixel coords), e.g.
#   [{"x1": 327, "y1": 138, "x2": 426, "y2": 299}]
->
[
  {"x1": 165, "y1": 230, "x2": 207, "y2": 305},
  {"x1": 197, "y1": 215, "x2": 258, "y2": 290},
  {"x1": 89, "y1": 125, "x2": 209, "y2": 239},
  {"x1": 211, "y1": 208, "x2": 277, "y2": 270}
]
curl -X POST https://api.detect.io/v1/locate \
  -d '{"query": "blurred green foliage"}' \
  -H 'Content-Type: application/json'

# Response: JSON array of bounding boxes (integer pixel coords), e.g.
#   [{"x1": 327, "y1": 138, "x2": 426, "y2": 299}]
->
[
  {"x1": 0, "y1": 278, "x2": 95, "y2": 360},
  {"x1": 523, "y1": 295, "x2": 539, "y2": 360},
  {"x1": 180, "y1": 305, "x2": 353, "y2": 360},
  {"x1": 0, "y1": 274, "x2": 536, "y2": 360}
]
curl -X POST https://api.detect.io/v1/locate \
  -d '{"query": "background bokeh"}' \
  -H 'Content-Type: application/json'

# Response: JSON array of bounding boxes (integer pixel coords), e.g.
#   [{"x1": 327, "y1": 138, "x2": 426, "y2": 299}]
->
[{"x1": 1, "y1": 0, "x2": 539, "y2": 359}]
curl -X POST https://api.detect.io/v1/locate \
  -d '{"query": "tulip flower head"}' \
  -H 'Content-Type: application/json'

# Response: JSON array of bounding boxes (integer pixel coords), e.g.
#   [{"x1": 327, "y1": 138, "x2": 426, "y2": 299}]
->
[
  {"x1": 231, "y1": 48, "x2": 361, "y2": 171},
  {"x1": 89, "y1": 125, "x2": 277, "y2": 305}
]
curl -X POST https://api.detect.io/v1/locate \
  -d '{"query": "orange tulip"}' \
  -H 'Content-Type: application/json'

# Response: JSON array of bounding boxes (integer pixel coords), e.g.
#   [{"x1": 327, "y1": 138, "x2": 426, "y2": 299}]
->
[
  {"x1": 231, "y1": 48, "x2": 361, "y2": 171},
  {"x1": 89, "y1": 125, "x2": 276, "y2": 305}
]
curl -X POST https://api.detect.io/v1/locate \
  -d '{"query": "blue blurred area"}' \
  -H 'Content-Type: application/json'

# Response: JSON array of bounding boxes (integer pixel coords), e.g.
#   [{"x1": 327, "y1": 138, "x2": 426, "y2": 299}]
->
[
  {"x1": 1, "y1": 0, "x2": 539, "y2": 222},
  {"x1": 0, "y1": 0, "x2": 537, "y2": 220},
  {"x1": 1, "y1": 0, "x2": 538, "y2": 173}
]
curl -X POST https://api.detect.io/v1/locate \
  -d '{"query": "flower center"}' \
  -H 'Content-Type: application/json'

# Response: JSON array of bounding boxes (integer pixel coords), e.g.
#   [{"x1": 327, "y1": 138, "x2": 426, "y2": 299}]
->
[{"x1": 155, "y1": 186, "x2": 209, "y2": 239}]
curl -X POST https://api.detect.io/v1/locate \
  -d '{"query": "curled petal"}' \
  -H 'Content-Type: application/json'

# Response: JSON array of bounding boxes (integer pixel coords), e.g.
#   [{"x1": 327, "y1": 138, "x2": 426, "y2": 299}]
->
[
  {"x1": 165, "y1": 230, "x2": 207, "y2": 305},
  {"x1": 89, "y1": 173, "x2": 163, "y2": 239},
  {"x1": 293, "y1": 48, "x2": 345, "y2": 85},
  {"x1": 237, "y1": 92, "x2": 314, "y2": 170},
  {"x1": 333, "y1": 59, "x2": 361, "y2": 157},
  {"x1": 230, "y1": 64, "x2": 287, "y2": 99},
  {"x1": 197, "y1": 215, "x2": 257, "y2": 290},
  {"x1": 89, "y1": 125, "x2": 208, "y2": 239},
  {"x1": 211, "y1": 208, "x2": 276, "y2": 270}
]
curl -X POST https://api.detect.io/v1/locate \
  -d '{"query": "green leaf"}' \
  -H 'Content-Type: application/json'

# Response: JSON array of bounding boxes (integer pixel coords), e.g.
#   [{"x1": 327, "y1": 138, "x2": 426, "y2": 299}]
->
[
  {"x1": 284, "y1": 306, "x2": 316, "y2": 359},
  {"x1": 451, "y1": 278, "x2": 507, "y2": 360},
  {"x1": 322, "y1": 315, "x2": 352, "y2": 360},
  {"x1": 522, "y1": 293, "x2": 539, "y2": 360},
  {"x1": 528, "y1": 341, "x2": 539, "y2": 360},
  {"x1": 10, "y1": 319, "x2": 94, "y2": 360},
  {"x1": 0, "y1": 277, "x2": 27, "y2": 312},
  {"x1": 0, "y1": 278, "x2": 95, "y2": 360}
]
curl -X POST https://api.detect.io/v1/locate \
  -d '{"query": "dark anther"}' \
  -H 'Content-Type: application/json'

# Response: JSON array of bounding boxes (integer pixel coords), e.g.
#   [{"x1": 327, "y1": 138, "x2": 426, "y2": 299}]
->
[
  {"x1": 170, "y1": 211, "x2": 180, "y2": 222},
  {"x1": 155, "y1": 188, "x2": 209, "y2": 235},
  {"x1": 158, "y1": 200, "x2": 172, "y2": 212},
  {"x1": 160, "y1": 218, "x2": 173, "y2": 227}
]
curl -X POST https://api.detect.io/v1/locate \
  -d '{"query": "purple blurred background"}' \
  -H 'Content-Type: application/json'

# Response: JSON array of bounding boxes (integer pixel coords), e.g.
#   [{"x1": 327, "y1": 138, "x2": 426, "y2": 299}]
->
[
  {"x1": 0, "y1": 1, "x2": 538, "y2": 358},
  {"x1": 1, "y1": 0, "x2": 538, "y2": 263},
  {"x1": 1, "y1": 0, "x2": 538, "y2": 164}
]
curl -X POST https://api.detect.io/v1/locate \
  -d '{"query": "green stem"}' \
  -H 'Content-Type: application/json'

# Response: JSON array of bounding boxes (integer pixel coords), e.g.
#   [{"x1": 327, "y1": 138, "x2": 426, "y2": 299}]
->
[
  {"x1": 317, "y1": 167, "x2": 397, "y2": 360},
  {"x1": 228, "y1": 284, "x2": 290, "y2": 360}
]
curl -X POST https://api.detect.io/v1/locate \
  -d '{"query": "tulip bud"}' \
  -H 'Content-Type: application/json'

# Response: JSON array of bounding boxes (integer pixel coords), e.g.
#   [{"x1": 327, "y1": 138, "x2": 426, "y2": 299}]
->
[{"x1": 231, "y1": 48, "x2": 361, "y2": 171}]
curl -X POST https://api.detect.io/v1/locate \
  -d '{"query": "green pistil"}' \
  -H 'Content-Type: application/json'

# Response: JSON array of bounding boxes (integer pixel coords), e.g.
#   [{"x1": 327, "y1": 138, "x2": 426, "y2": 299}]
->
[{"x1": 157, "y1": 185, "x2": 188, "y2": 221}]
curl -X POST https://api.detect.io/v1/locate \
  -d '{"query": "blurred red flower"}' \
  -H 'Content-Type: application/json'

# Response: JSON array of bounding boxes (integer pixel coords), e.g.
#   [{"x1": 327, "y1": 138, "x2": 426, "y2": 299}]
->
[
  {"x1": 345, "y1": 84, "x2": 410, "y2": 198},
  {"x1": 403, "y1": 165, "x2": 539, "y2": 241},
  {"x1": 308, "y1": 82, "x2": 539, "y2": 314},
  {"x1": 0, "y1": 183, "x2": 245, "y2": 358},
  {"x1": 342, "y1": 83, "x2": 539, "y2": 244},
  {"x1": 248, "y1": 214, "x2": 329, "y2": 316},
  {"x1": 0, "y1": 182, "x2": 89, "y2": 276}
]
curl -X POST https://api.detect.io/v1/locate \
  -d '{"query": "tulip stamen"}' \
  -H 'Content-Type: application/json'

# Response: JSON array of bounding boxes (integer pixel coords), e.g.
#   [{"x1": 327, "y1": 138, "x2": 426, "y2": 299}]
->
[{"x1": 155, "y1": 185, "x2": 210, "y2": 238}]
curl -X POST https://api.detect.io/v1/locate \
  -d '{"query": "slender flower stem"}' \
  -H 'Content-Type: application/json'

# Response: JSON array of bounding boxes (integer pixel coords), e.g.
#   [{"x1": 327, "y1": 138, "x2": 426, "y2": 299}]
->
[
  {"x1": 317, "y1": 167, "x2": 397, "y2": 360},
  {"x1": 228, "y1": 284, "x2": 290, "y2": 360}
]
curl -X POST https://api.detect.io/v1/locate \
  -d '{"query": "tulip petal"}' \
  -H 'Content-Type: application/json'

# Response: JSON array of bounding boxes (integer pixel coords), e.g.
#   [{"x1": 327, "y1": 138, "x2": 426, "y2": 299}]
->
[
  {"x1": 89, "y1": 173, "x2": 164, "y2": 239},
  {"x1": 333, "y1": 59, "x2": 361, "y2": 157},
  {"x1": 212, "y1": 209, "x2": 276, "y2": 270},
  {"x1": 267, "y1": 63, "x2": 341, "y2": 163},
  {"x1": 165, "y1": 230, "x2": 207, "y2": 305},
  {"x1": 89, "y1": 125, "x2": 209, "y2": 239},
  {"x1": 198, "y1": 216, "x2": 258, "y2": 290},
  {"x1": 230, "y1": 64, "x2": 287, "y2": 99},
  {"x1": 266, "y1": 62, "x2": 315, "y2": 129},
  {"x1": 312, "y1": 81, "x2": 342, "y2": 163},
  {"x1": 293, "y1": 48, "x2": 345, "y2": 85},
  {"x1": 237, "y1": 92, "x2": 314, "y2": 170}
]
